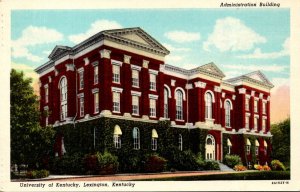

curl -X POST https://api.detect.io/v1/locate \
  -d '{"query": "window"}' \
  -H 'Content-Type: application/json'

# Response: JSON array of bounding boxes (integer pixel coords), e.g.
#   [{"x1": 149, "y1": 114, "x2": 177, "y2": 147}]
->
[
  {"x1": 113, "y1": 125, "x2": 122, "y2": 149},
  {"x1": 264, "y1": 140, "x2": 268, "y2": 155},
  {"x1": 151, "y1": 129, "x2": 158, "y2": 151},
  {"x1": 94, "y1": 92, "x2": 99, "y2": 113},
  {"x1": 150, "y1": 99, "x2": 156, "y2": 117},
  {"x1": 176, "y1": 90, "x2": 183, "y2": 120},
  {"x1": 225, "y1": 100, "x2": 231, "y2": 127},
  {"x1": 262, "y1": 119, "x2": 266, "y2": 132},
  {"x1": 80, "y1": 97, "x2": 84, "y2": 117},
  {"x1": 255, "y1": 140, "x2": 259, "y2": 156},
  {"x1": 205, "y1": 92, "x2": 213, "y2": 119},
  {"x1": 60, "y1": 77, "x2": 67, "y2": 121},
  {"x1": 263, "y1": 102, "x2": 266, "y2": 114},
  {"x1": 164, "y1": 88, "x2": 169, "y2": 118},
  {"x1": 254, "y1": 100, "x2": 258, "y2": 113},
  {"x1": 245, "y1": 115, "x2": 249, "y2": 130},
  {"x1": 178, "y1": 134, "x2": 183, "y2": 151},
  {"x1": 132, "y1": 70, "x2": 139, "y2": 87},
  {"x1": 112, "y1": 65, "x2": 120, "y2": 83},
  {"x1": 79, "y1": 70, "x2": 84, "y2": 89},
  {"x1": 133, "y1": 127, "x2": 140, "y2": 150},
  {"x1": 245, "y1": 97, "x2": 249, "y2": 111},
  {"x1": 94, "y1": 66, "x2": 98, "y2": 84},
  {"x1": 45, "y1": 86, "x2": 49, "y2": 103},
  {"x1": 246, "y1": 139, "x2": 251, "y2": 155},
  {"x1": 150, "y1": 74, "x2": 156, "y2": 90},
  {"x1": 254, "y1": 117, "x2": 258, "y2": 130},
  {"x1": 227, "y1": 139, "x2": 232, "y2": 155},
  {"x1": 113, "y1": 92, "x2": 120, "y2": 112},
  {"x1": 132, "y1": 96, "x2": 139, "y2": 115}
]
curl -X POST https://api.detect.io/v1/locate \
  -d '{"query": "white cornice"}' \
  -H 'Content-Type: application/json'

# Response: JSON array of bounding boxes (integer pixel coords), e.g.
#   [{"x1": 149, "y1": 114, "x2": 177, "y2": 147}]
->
[
  {"x1": 111, "y1": 87, "x2": 123, "y2": 93},
  {"x1": 149, "y1": 94, "x2": 159, "y2": 100},
  {"x1": 131, "y1": 90, "x2": 142, "y2": 96},
  {"x1": 131, "y1": 64, "x2": 142, "y2": 71}
]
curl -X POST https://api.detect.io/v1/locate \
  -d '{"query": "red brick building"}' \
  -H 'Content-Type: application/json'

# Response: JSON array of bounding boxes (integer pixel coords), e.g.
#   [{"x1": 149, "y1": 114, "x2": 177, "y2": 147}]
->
[{"x1": 35, "y1": 27, "x2": 273, "y2": 166}]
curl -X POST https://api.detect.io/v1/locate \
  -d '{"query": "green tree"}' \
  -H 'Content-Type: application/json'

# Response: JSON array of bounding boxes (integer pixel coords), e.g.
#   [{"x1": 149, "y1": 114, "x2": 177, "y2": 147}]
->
[
  {"x1": 10, "y1": 69, "x2": 55, "y2": 169},
  {"x1": 271, "y1": 118, "x2": 290, "y2": 166}
]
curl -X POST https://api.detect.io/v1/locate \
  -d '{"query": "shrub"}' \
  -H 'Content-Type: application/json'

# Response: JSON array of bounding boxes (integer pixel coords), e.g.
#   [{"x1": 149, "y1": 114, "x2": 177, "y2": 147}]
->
[
  {"x1": 204, "y1": 161, "x2": 220, "y2": 170},
  {"x1": 144, "y1": 154, "x2": 167, "y2": 173},
  {"x1": 224, "y1": 155, "x2": 242, "y2": 168},
  {"x1": 254, "y1": 164, "x2": 263, "y2": 171},
  {"x1": 262, "y1": 165, "x2": 271, "y2": 171},
  {"x1": 26, "y1": 169, "x2": 49, "y2": 179},
  {"x1": 96, "y1": 151, "x2": 119, "y2": 175},
  {"x1": 233, "y1": 165, "x2": 247, "y2": 171},
  {"x1": 51, "y1": 153, "x2": 84, "y2": 175},
  {"x1": 271, "y1": 160, "x2": 286, "y2": 171},
  {"x1": 84, "y1": 154, "x2": 98, "y2": 175},
  {"x1": 166, "y1": 149, "x2": 200, "y2": 171}
]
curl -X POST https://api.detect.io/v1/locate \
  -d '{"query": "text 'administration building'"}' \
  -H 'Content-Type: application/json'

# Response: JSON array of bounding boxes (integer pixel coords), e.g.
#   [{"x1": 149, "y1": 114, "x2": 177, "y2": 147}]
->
[{"x1": 35, "y1": 27, "x2": 274, "y2": 165}]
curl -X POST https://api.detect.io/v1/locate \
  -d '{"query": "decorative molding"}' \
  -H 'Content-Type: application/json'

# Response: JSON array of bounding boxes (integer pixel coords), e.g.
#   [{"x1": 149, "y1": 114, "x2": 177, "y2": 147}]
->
[
  {"x1": 174, "y1": 87, "x2": 186, "y2": 101},
  {"x1": 92, "y1": 88, "x2": 99, "y2": 93},
  {"x1": 259, "y1": 93, "x2": 264, "y2": 99},
  {"x1": 185, "y1": 83, "x2": 193, "y2": 90},
  {"x1": 100, "y1": 49, "x2": 111, "y2": 59},
  {"x1": 143, "y1": 60, "x2": 149, "y2": 68},
  {"x1": 111, "y1": 59, "x2": 123, "y2": 66},
  {"x1": 254, "y1": 97, "x2": 259, "y2": 101},
  {"x1": 149, "y1": 94, "x2": 159, "y2": 100},
  {"x1": 48, "y1": 76, "x2": 52, "y2": 83},
  {"x1": 131, "y1": 64, "x2": 141, "y2": 71},
  {"x1": 84, "y1": 57, "x2": 89, "y2": 65},
  {"x1": 254, "y1": 114, "x2": 259, "y2": 118},
  {"x1": 43, "y1": 106, "x2": 49, "y2": 110},
  {"x1": 262, "y1": 100, "x2": 268, "y2": 103},
  {"x1": 84, "y1": 114, "x2": 90, "y2": 119},
  {"x1": 77, "y1": 92, "x2": 84, "y2": 98},
  {"x1": 246, "y1": 94, "x2": 251, "y2": 99},
  {"x1": 194, "y1": 81, "x2": 206, "y2": 88},
  {"x1": 92, "y1": 61, "x2": 99, "y2": 66},
  {"x1": 171, "y1": 79, "x2": 176, "y2": 87},
  {"x1": 66, "y1": 64, "x2": 75, "y2": 72},
  {"x1": 214, "y1": 86, "x2": 222, "y2": 93},
  {"x1": 54, "y1": 69, "x2": 59, "y2": 76},
  {"x1": 142, "y1": 115, "x2": 149, "y2": 120},
  {"x1": 149, "y1": 69, "x2": 159, "y2": 75},
  {"x1": 222, "y1": 92, "x2": 226, "y2": 98},
  {"x1": 164, "y1": 84, "x2": 172, "y2": 98},
  {"x1": 246, "y1": 112, "x2": 251, "y2": 117},
  {"x1": 123, "y1": 113, "x2": 132, "y2": 118},
  {"x1": 232, "y1": 95, "x2": 236, "y2": 100},
  {"x1": 131, "y1": 90, "x2": 142, "y2": 97},
  {"x1": 159, "y1": 64, "x2": 165, "y2": 72},
  {"x1": 251, "y1": 90, "x2": 256, "y2": 97},
  {"x1": 238, "y1": 88, "x2": 246, "y2": 94},
  {"x1": 124, "y1": 55, "x2": 131, "y2": 64},
  {"x1": 111, "y1": 87, "x2": 123, "y2": 93},
  {"x1": 100, "y1": 110, "x2": 112, "y2": 117},
  {"x1": 262, "y1": 116, "x2": 268, "y2": 120},
  {"x1": 267, "y1": 96, "x2": 271, "y2": 101},
  {"x1": 77, "y1": 67, "x2": 84, "y2": 73},
  {"x1": 44, "y1": 84, "x2": 48, "y2": 88}
]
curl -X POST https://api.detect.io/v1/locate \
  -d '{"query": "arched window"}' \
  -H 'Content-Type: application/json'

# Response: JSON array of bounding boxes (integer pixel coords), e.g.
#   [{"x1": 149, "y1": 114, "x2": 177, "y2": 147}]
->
[
  {"x1": 255, "y1": 140, "x2": 259, "y2": 156},
  {"x1": 205, "y1": 92, "x2": 213, "y2": 119},
  {"x1": 205, "y1": 134, "x2": 215, "y2": 160},
  {"x1": 246, "y1": 138, "x2": 251, "y2": 155},
  {"x1": 264, "y1": 140, "x2": 268, "y2": 155},
  {"x1": 178, "y1": 134, "x2": 183, "y2": 151},
  {"x1": 60, "y1": 77, "x2": 67, "y2": 120},
  {"x1": 176, "y1": 90, "x2": 183, "y2": 120},
  {"x1": 133, "y1": 127, "x2": 140, "y2": 150},
  {"x1": 227, "y1": 138, "x2": 232, "y2": 154},
  {"x1": 113, "y1": 125, "x2": 122, "y2": 149},
  {"x1": 164, "y1": 88, "x2": 169, "y2": 118},
  {"x1": 151, "y1": 129, "x2": 158, "y2": 151},
  {"x1": 225, "y1": 100, "x2": 231, "y2": 127}
]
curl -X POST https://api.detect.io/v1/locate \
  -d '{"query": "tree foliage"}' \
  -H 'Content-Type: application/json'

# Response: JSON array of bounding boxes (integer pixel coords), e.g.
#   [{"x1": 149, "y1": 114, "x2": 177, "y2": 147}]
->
[
  {"x1": 270, "y1": 118, "x2": 290, "y2": 165},
  {"x1": 10, "y1": 69, "x2": 55, "y2": 168}
]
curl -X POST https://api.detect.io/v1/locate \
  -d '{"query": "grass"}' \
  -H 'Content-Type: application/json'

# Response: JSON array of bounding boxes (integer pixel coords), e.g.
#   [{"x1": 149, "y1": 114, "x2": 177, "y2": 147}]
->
[{"x1": 138, "y1": 171, "x2": 290, "y2": 181}]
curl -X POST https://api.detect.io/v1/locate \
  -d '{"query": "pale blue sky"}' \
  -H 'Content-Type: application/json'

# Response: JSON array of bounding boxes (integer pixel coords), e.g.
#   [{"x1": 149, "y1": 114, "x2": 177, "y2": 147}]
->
[{"x1": 11, "y1": 9, "x2": 290, "y2": 90}]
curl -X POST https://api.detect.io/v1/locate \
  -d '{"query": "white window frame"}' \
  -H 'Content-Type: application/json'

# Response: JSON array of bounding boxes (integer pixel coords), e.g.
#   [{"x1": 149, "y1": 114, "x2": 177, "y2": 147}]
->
[
  {"x1": 254, "y1": 99, "x2": 258, "y2": 113},
  {"x1": 80, "y1": 96, "x2": 84, "y2": 117},
  {"x1": 246, "y1": 145, "x2": 251, "y2": 155},
  {"x1": 263, "y1": 102, "x2": 267, "y2": 114},
  {"x1": 225, "y1": 100, "x2": 231, "y2": 127},
  {"x1": 149, "y1": 99, "x2": 156, "y2": 117},
  {"x1": 132, "y1": 70, "x2": 139, "y2": 87},
  {"x1": 132, "y1": 95, "x2": 139, "y2": 115},
  {"x1": 245, "y1": 114, "x2": 250, "y2": 130},
  {"x1": 205, "y1": 92, "x2": 213, "y2": 119},
  {"x1": 262, "y1": 119, "x2": 266, "y2": 132},
  {"x1": 149, "y1": 73, "x2": 156, "y2": 91},
  {"x1": 112, "y1": 64, "x2": 120, "y2": 83},
  {"x1": 176, "y1": 90, "x2": 183, "y2": 120},
  {"x1": 254, "y1": 117, "x2": 258, "y2": 130},
  {"x1": 164, "y1": 88, "x2": 169, "y2": 118},
  {"x1": 114, "y1": 134, "x2": 121, "y2": 149},
  {"x1": 94, "y1": 65, "x2": 98, "y2": 84},
  {"x1": 113, "y1": 92, "x2": 120, "y2": 113},
  {"x1": 133, "y1": 127, "x2": 140, "y2": 150},
  {"x1": 255, "y1": 146, "x2": 259, "y2": 156},
  {"x1": 45, "y1": 85, "x2": 49, "y2": 103},
  {"x1": 245, "y1": 97, "x2": 250, "y2": 111},
  {"x1": 151, "y1": 138, "x2": 157, "y2": 151},
  {"x1": 60, "y1": 77, "x2": 67, "y2": 121},
  {"x1": 79, "y1": 70, "x2": 84, "y2": 90},
  {"x1": 94, "y1": 92, "x2": 99, "y2": 114}
]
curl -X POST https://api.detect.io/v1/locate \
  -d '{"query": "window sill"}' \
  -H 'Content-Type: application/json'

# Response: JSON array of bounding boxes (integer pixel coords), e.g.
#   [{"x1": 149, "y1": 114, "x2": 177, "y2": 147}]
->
[
  {"x1": 149, "y1": 116, "x2": 157, "y2": 118},
  {"x1": 132, "y1": 85, "x2": 140, "y2": 88},
  {"x1": 94, "y1": 111, "x2": 99, "y2": 115},
  {"x1": 113, "y1": 111, "x2": 121, "y2": 114},
  {"x1": 132, "y1": 114, "x2": 140, "y2": 116},
  {"x1": 175, "y1": 119, "x2": 185, "y2": 122}
]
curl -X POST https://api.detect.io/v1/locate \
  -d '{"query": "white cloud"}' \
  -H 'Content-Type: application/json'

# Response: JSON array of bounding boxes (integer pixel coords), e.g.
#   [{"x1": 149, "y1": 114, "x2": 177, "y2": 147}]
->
[
  {"x1": 162, "y1": 43, "x2": 190, "y2": 52},
  {"x1": 271, "y1": 77, "x2": 290, "y2": 93},
  {"x1": 203, "y1": 17, "x2": 266, "y2": 52},
  {"x1": 165, "y1": 55, "x2": 183, "y2": 63},
  {"x1": 237, "y1": 37, "x2": 290, "y2": 59},
  {"x1": 164, "y1": 31, "x2": 201, "y2": 43},
  {"x1": 223, "y1": 64, "x2": 288, "y2": 73},
  {"x1": 12, "y1": 26, "x2": 63, "y2": 62},
  {"x1": 68, "y1": 20, "x2": 123, "y2": 44},
  {"x1": 182, "y1": 63, "x2": 199, "y2": 70}
]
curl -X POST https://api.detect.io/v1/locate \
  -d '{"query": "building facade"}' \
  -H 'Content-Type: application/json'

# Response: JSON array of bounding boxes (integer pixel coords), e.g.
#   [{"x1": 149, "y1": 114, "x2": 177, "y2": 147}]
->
[{"x1": 35, "y1": 27, "x2": 273, "y2": 166}]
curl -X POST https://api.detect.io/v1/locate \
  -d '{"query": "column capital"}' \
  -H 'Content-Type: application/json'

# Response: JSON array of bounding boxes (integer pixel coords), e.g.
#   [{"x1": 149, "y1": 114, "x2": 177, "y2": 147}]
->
[{"x1": 100, "y1": 49, "x2": 111, "y2": 59}]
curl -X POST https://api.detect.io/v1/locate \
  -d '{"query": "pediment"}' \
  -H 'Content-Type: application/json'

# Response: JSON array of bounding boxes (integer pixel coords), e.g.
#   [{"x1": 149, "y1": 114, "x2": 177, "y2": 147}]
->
[
  {"x1": 48, "y1": 46, "x2": 71, "y2": 59},
  {"x1": 103, "y1": 27, "x2": 169, "y2": 54},
  {"x1": 200, "y1": 62, "x2": 225, "y2": 78},
  {"x1": 244, "y1": 71, "x2": 272, "y2": 85}
]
